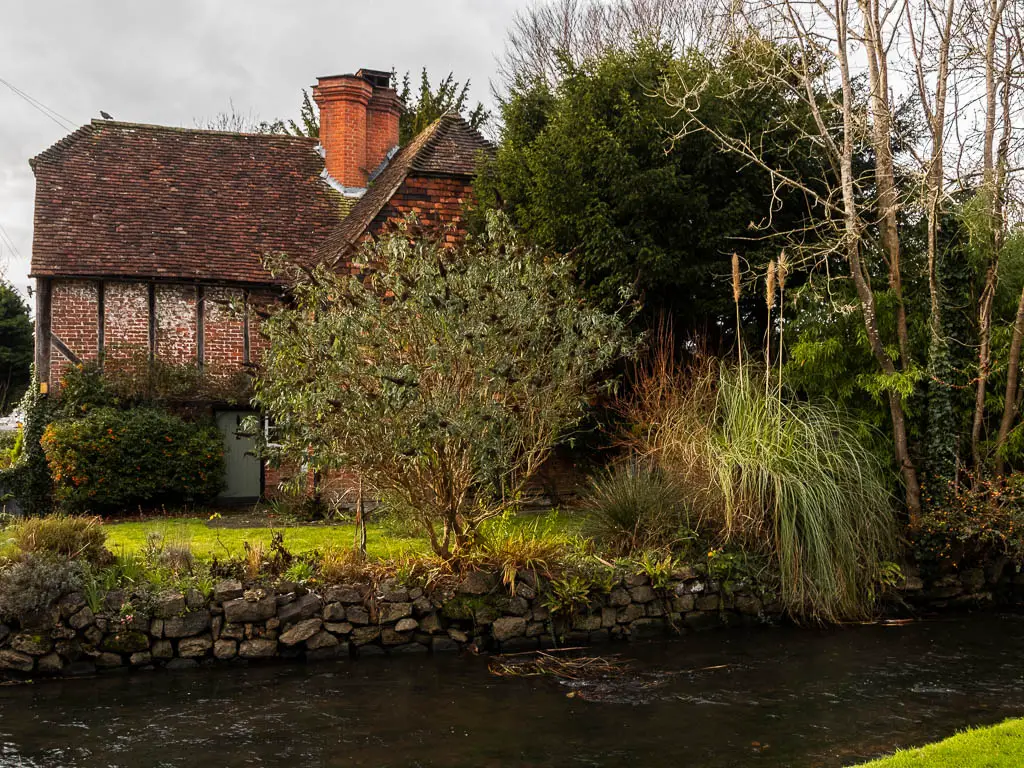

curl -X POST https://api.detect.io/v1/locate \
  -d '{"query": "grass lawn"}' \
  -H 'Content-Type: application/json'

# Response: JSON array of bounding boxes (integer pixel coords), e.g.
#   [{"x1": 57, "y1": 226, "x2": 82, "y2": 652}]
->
[
  {"x1": 858, "y1": 719, "x2": 1024, "y2": 766},
  {"x1": 102, "y1": 517, "x2": 431, "y2": 561},
  {"x1": 101, "y1": 509, "x2": 583, "y2": 562}
]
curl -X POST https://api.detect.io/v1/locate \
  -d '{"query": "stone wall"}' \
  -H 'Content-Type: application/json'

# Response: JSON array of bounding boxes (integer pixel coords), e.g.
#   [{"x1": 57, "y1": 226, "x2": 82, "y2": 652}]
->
[
  {"x1": 893, "y1": 559, "x2": 1023, "y2": 611},
  {"x1": 0, "y1": 567, "x2": 778, "y2": 679},
  {"x1": 4, "y1": 563, "x2": 1020, "y2": 680}
]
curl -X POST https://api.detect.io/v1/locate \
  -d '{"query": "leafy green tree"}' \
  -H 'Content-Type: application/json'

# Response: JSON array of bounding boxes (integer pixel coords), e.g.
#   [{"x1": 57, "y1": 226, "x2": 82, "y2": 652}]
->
[
  {"x1": 254, "y1": 215, "x2": 635, "y2": 559},
  {"x1": 473, "y1": 41, "x2": 824, "y2": 342},
  {"x1": 0, "y1": 282, "x2": 33, "y2": 414}
]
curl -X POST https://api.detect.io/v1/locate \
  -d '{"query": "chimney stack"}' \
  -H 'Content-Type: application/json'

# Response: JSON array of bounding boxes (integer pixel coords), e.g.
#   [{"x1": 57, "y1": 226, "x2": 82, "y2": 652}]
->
[{"x1": 313, "y1": 68, "x2": 401, "y2": 192}]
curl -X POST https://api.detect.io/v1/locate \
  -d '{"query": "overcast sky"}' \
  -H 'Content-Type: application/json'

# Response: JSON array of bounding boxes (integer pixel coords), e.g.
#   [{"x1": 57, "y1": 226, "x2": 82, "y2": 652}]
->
[{"x1": 0, "y1": 0, "x2": 526, "y2": 302}]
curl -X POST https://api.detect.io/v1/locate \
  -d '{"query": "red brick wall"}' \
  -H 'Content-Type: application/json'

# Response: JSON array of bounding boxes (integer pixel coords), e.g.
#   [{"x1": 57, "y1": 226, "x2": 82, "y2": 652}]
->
[
  {"x1": 50, "y1": 280, "x2": 99, "y2": 387},
  {"x1": 371, "y1": 175, "x2": 474, "y2": 243},
  {"x1": 246, "y1": 287, "x2": 279, "y2": 364},
  {"x1": 155, "y1": 284, "x2": 197, "y2": 365}
]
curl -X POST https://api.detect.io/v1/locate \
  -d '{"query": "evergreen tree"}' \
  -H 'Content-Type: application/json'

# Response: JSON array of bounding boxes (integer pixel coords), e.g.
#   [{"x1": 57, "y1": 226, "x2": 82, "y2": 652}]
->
[{"x1": 0, "y1": 282, "x2": 33, "y2": 414}]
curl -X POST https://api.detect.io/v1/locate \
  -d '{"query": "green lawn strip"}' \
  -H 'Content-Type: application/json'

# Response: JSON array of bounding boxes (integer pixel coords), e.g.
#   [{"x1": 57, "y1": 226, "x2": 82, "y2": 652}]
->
[
  {"x1": 102, "y1": 519, "x2": 429, "y2": 561},
  {"x1": 858, "y1": 719, "x2": 1024, "y2": 767},
  {"x1": 101, "y1": 510, "x2": 584, "y2": 563}
]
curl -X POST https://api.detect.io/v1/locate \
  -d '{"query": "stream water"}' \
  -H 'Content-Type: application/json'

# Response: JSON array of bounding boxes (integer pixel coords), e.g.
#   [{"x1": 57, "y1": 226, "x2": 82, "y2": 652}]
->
[{"x1": 1, "y1": 614, "x2": 1022, "y2": 767}]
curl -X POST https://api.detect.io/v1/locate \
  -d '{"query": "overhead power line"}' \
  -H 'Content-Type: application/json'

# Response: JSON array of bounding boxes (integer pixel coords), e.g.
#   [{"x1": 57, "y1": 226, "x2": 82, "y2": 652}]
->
[
  {"x1": 0, "y1": 76, "x2": 77, "y2": 132},
  {"x1": 0, "y1": 221, "x2": 23, "y2": 261}
]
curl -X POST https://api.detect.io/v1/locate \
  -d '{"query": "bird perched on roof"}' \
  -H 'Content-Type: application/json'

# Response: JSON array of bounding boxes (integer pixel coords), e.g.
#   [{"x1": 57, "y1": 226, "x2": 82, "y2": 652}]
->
[{"x1": 99, "y1": 111, "x2": 114, "y2": 120}]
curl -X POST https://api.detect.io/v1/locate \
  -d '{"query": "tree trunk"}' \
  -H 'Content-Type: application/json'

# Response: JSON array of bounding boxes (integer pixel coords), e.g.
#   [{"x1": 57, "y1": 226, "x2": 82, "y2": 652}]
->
[
  {"x1": 834, "y1": 3, "x2": 921, "y2": 522},
  {"x1": 972, "y1": 267, "x2": 996, "y2": 469},
  {"x1": 353, "y1": 477, "x2": 367, "y2": 556},
  {"x1": 995, "y1": 285, "x2": 1024, "y2": 473}
]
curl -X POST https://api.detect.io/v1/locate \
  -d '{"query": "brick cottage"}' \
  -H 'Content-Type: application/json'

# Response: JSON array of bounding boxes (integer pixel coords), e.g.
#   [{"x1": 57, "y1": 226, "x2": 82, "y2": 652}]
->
[{"x1": 28, "y1": 68, "x2": 492, "y2": 500}]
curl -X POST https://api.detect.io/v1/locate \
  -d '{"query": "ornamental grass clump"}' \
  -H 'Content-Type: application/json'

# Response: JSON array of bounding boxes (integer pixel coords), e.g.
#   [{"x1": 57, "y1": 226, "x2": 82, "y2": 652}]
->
[
  {"x1": 255, "y1": 213, "x2": 636, "y2": 560},
  {"x1": 622, "y1": 333, "x2": 897, "y2": 623},
  {"x1": 707, "y1": 368, "x2": 896, "y2": 622},
  {"x1": 9, "y1": 514, "x2": 111, "y2": 565},
  {"x1": 581, "y1": 464, "x2": 687, "y2": 556},
  {"x1": 475, "y1": 512, "x2": 576, "y2": 594}
]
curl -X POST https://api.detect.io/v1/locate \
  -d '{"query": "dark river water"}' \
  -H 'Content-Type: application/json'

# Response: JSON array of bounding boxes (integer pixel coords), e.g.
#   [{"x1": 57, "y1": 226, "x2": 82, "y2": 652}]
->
[{"x1": 1, "y1": 615, "x2": 1023, "y2": 767}]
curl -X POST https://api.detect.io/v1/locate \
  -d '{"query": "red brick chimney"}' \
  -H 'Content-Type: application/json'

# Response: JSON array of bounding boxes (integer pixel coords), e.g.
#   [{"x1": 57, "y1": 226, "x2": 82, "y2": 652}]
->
[{"x1": 313, "y1": 69, "x2": 401, "y2": 191}]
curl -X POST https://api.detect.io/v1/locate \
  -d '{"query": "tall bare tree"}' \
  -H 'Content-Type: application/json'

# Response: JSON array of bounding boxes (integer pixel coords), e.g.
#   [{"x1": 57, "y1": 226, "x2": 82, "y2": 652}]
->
[{"x1": 498, "y1": 0, "x2": 746, "y2": 89}]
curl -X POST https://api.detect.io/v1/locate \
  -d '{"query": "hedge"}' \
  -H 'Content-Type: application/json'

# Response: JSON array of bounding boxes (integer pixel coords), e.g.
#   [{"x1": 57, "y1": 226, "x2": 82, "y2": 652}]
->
[{"x1": 41, "y1": 407, "x2": 225, "y2": 512}]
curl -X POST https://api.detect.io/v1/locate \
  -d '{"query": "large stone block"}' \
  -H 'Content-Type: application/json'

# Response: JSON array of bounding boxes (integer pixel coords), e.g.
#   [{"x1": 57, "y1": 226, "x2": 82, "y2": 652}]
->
[
  {"x1": 629, "y1": 586, "x2": 656, "y2": 604},
  {"x1": 0, "y1": 650, "x2": 34, "y2": 672},
  {"x1": 351, "y1": 626, "x2": 381, "y2": 646},
  {"x1": 306, "y1": 631, "x2": 339, "y2": 651},
  {"x1": 277, "y1": 594, "x2": 322, "y2": 625},
  {"x1": 324, "y1": 585, "x2": 365, "y2": 604},
  {"x1": 69, "y1": 606, "x2": 95, "y2": 630},
  {"x1": 102, "y1": 631, "x2": 149, "y2": 654},
  {"x1": 153, "y1": 592, "x2": 187, "y2": 619},
  {"x1": 378, "y1": 602, "x2": 412, "y2": 623},
  {"x1": 163, "y1": 611, "x2": 211, "y2": 638},
  {"x1": 492, "y1": 617, "x2": 527, "y2": 642},
  {"x1": 280, "y1": 619, "x2": 322, "y2": 646},
  {"x1": 608, "y1": 588, "x2": 631, "y2": 607},
  {"x1": 223, "y1": 596, "x2": 277, "y2": 624},
  {"x1": 214, "y1": 580, "x2": 244, "y2": 602},
  {"x1": 151, "y1": 640, "x2": 174, "y2": 659},
  {"x1": 178, "y1": 634, "x2": 214, "y2": 658},
  {"x1": 346, "y1": 606, "x2": 370, "y2": 625},
  {"x1": 11, "y1": 633, "x2": 53, "y2": 656},
  {"x1": 239, "y1": 638, "x2": 278, "y2": 658},
  {"x1": 214, "y1": 639, "x2": 238, "y2": 659}
]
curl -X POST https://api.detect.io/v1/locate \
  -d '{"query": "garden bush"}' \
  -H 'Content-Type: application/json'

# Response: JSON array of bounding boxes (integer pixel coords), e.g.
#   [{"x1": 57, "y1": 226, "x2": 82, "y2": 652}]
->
[
  {"x1": 0, "y1": 378, "x2": 56, "y2": 516},
  {"x1": 0, "y1": 553, "x2": 83, "y2": 620},
  {"x1": 914, "y1": 474, "x2": 1024, "y2": 576},
  {"x1": 255, "y1": 214, "x2": 636, "y2": 560},
  {"x1": 41, "y1": 407, "x2": 225, "y2": 513}
]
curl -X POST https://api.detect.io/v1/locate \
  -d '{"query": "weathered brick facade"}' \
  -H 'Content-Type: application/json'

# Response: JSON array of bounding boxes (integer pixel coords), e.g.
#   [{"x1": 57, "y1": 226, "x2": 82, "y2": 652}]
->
[{"x1": 30, "y1": 67, "x2": 493, "y2": 498}]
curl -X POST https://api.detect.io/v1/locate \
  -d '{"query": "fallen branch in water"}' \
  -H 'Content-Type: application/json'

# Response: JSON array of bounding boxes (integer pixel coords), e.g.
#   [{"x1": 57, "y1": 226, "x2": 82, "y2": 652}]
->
[{"x1": 488, "y1": 650, "x2": 631, "y2": 681}]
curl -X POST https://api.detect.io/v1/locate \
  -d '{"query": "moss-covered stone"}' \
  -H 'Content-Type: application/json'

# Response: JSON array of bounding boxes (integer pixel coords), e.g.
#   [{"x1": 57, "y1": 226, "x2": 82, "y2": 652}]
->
[{"x1": 102, "y1": 630, "x2": 150, "y2": 654}]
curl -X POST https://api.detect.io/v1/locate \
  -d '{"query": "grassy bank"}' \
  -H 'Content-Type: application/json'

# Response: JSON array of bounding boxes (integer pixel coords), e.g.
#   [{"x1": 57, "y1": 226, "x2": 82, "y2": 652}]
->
[{"x1": 859, "y1": 719, "x2": 1024, "y2": 766}]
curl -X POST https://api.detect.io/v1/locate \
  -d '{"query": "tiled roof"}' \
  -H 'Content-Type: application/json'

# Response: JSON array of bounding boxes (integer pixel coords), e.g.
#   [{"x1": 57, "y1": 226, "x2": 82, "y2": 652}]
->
[
  {"x1": 29, "y1": 120, "x2": 345, "y2": 284},
  {"x1": 316, "y1": 113, "x2": 493, "y2": 262}
]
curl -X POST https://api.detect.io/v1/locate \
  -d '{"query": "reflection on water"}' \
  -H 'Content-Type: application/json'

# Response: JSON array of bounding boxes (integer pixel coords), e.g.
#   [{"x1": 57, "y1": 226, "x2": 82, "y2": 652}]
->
[{"x1": 2, "y1": 615, "x2": 1023, "y2": 767}]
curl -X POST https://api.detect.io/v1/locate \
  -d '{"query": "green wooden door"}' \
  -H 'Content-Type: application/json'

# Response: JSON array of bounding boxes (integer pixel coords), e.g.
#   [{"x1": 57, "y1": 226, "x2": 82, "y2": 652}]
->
[{"x1": 216, "y1": 410, "x2": 261, "y2": 502}]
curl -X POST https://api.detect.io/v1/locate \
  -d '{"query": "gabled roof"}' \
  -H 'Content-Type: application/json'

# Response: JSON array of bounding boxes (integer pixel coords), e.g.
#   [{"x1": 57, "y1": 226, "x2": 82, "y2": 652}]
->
[
  {"x1": 29, "y1": 120, "x2": 345, "y2": 284},
  {"x1": 316, "y1": 113, "x2": 493, "y2": 263}
]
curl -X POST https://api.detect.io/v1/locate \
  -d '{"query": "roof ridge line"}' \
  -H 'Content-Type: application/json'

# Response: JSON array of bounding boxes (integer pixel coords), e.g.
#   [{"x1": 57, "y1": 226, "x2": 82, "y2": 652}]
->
[{"x1": 87, "y1": 118, "x2": 322, "y2": 140}]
